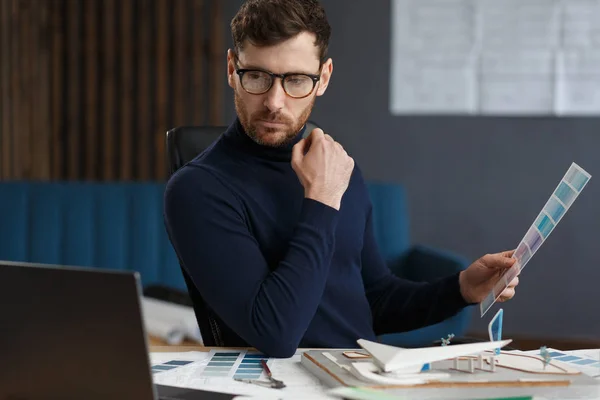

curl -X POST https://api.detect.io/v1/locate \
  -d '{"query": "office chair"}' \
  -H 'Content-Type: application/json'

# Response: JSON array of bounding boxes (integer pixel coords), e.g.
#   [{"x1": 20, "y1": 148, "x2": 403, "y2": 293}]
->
[
  {"x1": 166, "y1": 121, "x2": 321, "y2": 174},
  {"x1": 166, "y1": 126, "x2": 225, "y2": 175},
  {"x1": 165, "y1": 121, "x2": 321, "y2": 346}
]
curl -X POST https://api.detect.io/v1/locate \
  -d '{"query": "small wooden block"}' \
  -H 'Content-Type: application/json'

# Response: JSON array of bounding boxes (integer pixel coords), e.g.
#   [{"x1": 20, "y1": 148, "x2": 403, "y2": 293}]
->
[{"x1": 343, "y1": 351, "x2": 371, "y2": 359}]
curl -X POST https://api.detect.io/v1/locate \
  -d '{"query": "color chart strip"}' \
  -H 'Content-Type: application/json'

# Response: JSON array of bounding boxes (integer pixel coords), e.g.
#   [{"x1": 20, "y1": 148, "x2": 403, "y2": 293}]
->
[
  {"x1": 196, "y1": 351, "x2": 269, "y2": 380},
  {"x1": 539, "y1": 349, "x2": 600, "y2": 377},
  {"x1": 480, "y1": 162, "x2": 591, "y2": 317},
  {"x1": 151, "y1": 359, "x2": 193, "y2": 374},
  {"x1": 201, "y1": 352, "x2": 241, "y2": 377},
  {"x1": 233, "y1": 353, "x2": 268, "y2": 380}
]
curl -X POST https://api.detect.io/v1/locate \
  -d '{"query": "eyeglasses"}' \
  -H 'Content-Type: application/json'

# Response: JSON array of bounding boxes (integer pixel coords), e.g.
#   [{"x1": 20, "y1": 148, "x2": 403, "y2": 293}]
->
[{"x1": 235, "y1": 64, "x2": 321, "y2": 99}]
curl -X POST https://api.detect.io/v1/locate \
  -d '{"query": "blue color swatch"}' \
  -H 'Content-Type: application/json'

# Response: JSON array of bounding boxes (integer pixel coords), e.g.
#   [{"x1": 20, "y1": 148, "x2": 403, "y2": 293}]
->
[
  {"x1": 152, "y1": 359, "x2": 193, "y2": 374},
  {"x1": 565, "y1": 168, "x2": 590, "y2": 191},
  {"x1": 198, "y1": 351, "x2": 270, "y2": 380},
  {"x1": 164, "y1": 360, "x2": 193, "y2": 366},
  {"x1": 555, "y1": 355, "x2": 581, "y2": 362},
  {"x1": 488, "y1": 309, "x2": 503, "y2": 356},
  {"x1": 202, "y1": 352, "x2": 240, "y2": 377},
  {"x1": 554, "y1": 182, "x2": 576, "y2": 207},
  {"x1": 233, "y1": 354, "x2": 268, "y2": 380},
  {"x1": 574, "y1": 359, "x2": 598, "y2": 366},
  {"x1": 535, "y1": 213, "x2": 554, "y2": 238},
  {"x1": 539, "y1": 350, "x2": 600, "y2": 368},
  {"x1": 544, "y1": 197, "x2": 565, "y2": 223}
]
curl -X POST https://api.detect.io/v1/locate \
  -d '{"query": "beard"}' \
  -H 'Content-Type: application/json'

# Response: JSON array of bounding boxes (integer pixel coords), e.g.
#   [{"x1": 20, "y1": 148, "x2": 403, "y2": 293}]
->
[{"x1": 234, "y1": 89, "x2": 316, "y2": 148}]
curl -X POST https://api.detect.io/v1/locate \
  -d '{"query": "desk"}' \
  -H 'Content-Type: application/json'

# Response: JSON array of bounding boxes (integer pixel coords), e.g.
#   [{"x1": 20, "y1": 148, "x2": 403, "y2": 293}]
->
[
  {"x1": 147, "y1": 340, "x2": 600, "y2": 400},
  {"x1": 147, "y1": 334, "x2": 200, "y2": 348},
  {"x1": 148, "y1": 335, "x2": 252, "y2": 353}
]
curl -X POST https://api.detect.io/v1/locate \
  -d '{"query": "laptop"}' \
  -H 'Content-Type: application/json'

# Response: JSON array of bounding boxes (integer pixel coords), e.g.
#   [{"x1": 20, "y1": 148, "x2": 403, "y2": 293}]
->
[{"x1": 0, "y1": 260, "x2": 237, "y2": 400}]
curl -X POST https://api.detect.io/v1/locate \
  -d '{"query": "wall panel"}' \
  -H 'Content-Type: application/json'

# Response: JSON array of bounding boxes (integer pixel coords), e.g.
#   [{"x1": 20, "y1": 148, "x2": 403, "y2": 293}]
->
[{"x1": 0, "y1": 0, "x2": 224, "y2": 181}]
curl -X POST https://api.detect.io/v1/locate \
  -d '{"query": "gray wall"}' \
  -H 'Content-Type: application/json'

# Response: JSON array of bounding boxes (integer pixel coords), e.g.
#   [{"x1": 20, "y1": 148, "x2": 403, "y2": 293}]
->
[{"x1": 222, "y1": 1, "x2": 600, "y2": 341}]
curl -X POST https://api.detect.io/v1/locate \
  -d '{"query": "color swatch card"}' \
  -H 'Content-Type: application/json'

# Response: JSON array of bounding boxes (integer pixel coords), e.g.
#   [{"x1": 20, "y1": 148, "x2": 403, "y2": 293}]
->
[
  {"x1": 480, "y1": 162, "x2": 591, "y2": 317},
  {"x1": 205, "y1": 351, "x2": 267, "y2": 380},
  {"x1": 150, "y1": 349, "x2": 329, "y2": 398},
  {"x1": 519, "y1": 348, "x2": 600, "y2": 379},
  {"x1": 151, "y1": 359, "x2": 194, "y2": 374}
]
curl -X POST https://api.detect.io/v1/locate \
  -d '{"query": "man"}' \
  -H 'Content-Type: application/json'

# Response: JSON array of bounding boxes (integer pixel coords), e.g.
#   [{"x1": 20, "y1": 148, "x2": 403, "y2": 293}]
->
[{"x1": 164, "y1": 0, "x2": 519, "y2": 358}]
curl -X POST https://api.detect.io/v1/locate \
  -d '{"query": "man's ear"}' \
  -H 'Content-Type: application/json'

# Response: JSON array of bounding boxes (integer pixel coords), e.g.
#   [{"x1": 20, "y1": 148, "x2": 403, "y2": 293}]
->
[
  {"x1": 316, "y1": 58, "x2": 333, "y2": 96},
  {"x1": 227, "y1": 49, "x2": 236, "y2": 89}
]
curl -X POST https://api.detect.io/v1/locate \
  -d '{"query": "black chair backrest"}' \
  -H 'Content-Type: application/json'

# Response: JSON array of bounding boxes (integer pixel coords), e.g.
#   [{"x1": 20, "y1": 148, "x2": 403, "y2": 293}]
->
[
  {"x1": 166, "y1": 121, "x2": 322, "y2": 174},
  {"x1": 165, "y1": 125, "x2": 233, "y2": 347},
  {"x1": 166, "y1": 126, "x2": 226, "y2": 174},
  {"x1": 165, "y1": 121, "x2": 322, "y2": 346}
]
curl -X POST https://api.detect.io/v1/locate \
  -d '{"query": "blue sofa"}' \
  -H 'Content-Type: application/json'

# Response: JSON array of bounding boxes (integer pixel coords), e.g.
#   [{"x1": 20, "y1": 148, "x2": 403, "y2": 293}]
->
[{"x1": 0, "y1": 181, "x2": 471, "y2": 347}]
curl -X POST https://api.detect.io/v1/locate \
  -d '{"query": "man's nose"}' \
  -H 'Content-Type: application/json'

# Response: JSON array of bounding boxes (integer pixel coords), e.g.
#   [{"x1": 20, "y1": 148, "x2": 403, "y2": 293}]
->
[{"x1": 263, "y1": 79, "x2": 286, "y2": 112}]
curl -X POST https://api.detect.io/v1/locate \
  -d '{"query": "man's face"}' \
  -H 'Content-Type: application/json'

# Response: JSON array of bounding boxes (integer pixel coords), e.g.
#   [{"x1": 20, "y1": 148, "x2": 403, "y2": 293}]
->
[{"x1": 227, "y1": 32, "x2": 333, "y2": 147}]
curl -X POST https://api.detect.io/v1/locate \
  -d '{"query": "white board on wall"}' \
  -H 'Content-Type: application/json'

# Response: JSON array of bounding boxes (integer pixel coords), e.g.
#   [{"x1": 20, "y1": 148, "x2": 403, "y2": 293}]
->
[{"x1": 390, "y1": 0, "x2": 600, "y2": 115}]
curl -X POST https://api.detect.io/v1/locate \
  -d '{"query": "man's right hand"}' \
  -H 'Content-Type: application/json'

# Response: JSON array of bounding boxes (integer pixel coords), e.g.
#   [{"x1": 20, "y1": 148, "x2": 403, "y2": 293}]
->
[{"x1": 291, "y1": 128, "x2": 355, "y2": 210}]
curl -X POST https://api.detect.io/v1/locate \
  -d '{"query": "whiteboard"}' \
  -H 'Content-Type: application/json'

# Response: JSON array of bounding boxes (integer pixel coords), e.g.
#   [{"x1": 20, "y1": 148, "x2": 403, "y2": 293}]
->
[{"x1": 390, "y1": 0, "x2": 600, "y2": 115}]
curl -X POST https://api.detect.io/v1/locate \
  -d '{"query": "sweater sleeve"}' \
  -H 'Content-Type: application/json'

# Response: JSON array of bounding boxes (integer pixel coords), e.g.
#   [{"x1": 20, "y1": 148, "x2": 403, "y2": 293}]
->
[
  {"x1": 361, "y1": 202, "x2": 470, "y2": 336},
  {"x1": 163, "y1": 167, "x2": 339, "y2": 357}
]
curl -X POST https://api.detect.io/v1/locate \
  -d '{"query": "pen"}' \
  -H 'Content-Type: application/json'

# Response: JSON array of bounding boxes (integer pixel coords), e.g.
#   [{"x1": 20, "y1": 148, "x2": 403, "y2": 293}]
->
[
  {"x1": 261, "y1": 359, "x2": 273, "y2": 379},
  {"x1": 261, "y1": 359, "x2": 286, "y2": 389}
]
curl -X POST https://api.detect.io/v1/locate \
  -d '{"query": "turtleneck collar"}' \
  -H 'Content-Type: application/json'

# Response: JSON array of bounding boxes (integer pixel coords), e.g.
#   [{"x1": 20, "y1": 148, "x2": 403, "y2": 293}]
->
[{"x1": 222, "y1": 118, "x2": 307, "y2": 162}]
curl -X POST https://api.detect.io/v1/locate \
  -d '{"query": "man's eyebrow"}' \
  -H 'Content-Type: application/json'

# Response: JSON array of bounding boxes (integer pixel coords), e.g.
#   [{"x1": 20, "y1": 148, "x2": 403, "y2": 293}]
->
[
  {"x1": 237, "y1": 62, "x2": 319, "y2": 75},
  {"x1": 237, "y1": 62, "x2": 268, "y2": 71}
]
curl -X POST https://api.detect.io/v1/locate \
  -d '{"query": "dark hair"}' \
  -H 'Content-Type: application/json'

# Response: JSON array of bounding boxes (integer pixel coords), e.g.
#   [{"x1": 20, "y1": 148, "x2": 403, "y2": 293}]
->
[{"x1": 230, "y1": 0, "x2": 331, "y2": 62}]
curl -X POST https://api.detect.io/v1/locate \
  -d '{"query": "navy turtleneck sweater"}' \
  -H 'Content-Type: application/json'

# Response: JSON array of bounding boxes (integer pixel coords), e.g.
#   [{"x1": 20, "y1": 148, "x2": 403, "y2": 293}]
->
[{"x1": 163, "y1": 119, "x2": 469, "y2": 357}]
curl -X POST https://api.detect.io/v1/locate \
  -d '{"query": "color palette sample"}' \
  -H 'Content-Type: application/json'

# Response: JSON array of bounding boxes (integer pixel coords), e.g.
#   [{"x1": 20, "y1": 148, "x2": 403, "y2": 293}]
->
[
  {"x1": 538, "y1": 349, "x2": 600, "y2": 375},
  {"x1": 488, "y1": 308, "x2": 503, "y2": 356},
  {"x1": 232, "y1": 353, "x2": 268, "y2": 380},
  {"x1": 201, "y1": 352, "x2": 240, "y2": 377},
  {"x1": 151, "y1": 359, "x2": 193, "y2": 374},
  {"x1": 480, "y1": 162, "x2": 591, "y2": 317},
  {"x1": 198, "y1": 351, "x2": 267, "y2": 380}
]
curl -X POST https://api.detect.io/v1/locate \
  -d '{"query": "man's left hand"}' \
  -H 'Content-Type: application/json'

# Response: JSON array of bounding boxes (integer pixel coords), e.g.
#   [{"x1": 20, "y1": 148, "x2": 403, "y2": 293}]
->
[{"x1": 459, "y1": 250, "x2": 520, "y2": 304}]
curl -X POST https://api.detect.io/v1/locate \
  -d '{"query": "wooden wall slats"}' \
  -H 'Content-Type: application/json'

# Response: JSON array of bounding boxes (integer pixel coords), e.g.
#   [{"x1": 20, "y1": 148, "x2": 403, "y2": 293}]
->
[
  {"x1": 22, "y1": 0, "x2": 33, "y2": 179},
  {"x1": 209, "y1": 0, "x2": 224, "y2": 126},
  {"x1": 173, "y1": 0, "x2": 188, "y2": 127},
  {"x1": 192, "y1": 0, "x2": 205, "y2": 126},
  {"x1": 0, "y1": 0, "x2": 224, "y2": 182},
  {"x1": 50, "y1": 0, "x2": 64, "y2": 180},
  {"x1": 66, "y1": 0, "x2": 82, "y2": 181},
  {"x1": 0, "y1": 0, "x2": 12, "y2": 180},
  {"x1": 155, "y1": 0, "x2": 169, "y2": 181},
  {"x1": 136, "y1": 0, "x2": 152, "y2": 181},
  {"x1": 9, "y1": 0, "x2": 18, "y2": 179},
  {"x1": 33, "y1": 1, "x2": 51, "y2": 180},
  {"x1": 12, "y1": 0, "x2": 23, "y2": 179},
  {"x1": 120, "y1": 0, "x2": 134, "y2": 181},
  {"x1": 84, "y1": 0, "x2": 99, "y2": 180},
  {"x1": 103, "y1": 0, "x2": 117, "y2": 181}
]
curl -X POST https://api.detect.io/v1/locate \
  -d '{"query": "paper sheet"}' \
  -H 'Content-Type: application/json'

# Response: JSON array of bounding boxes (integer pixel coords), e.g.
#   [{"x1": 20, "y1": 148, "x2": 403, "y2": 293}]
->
[
  {"x1": 480, "y1": 162, "x2": 591, "y2": 317},
  {"x1": 390, "y1": 0, "x2": 477, "y2": 114},
  {"x1": 519, "y1": 348, "x2": 600, "y2": 379},
  {"x1": 555, "y1": 50, "x2": 600, "y2": 115},
  {"x1": 479, "y1": 51, "x2": 555, "y2": 114},
  {"x1": 150, "y1": 349, "x2": 334, "y2": 400},
  {"x1": 390, "y1": 0, "x2": 600, "y2": 115},
  {"x1": 141, "y1": 296, "x2": 203, "y2": 345}
]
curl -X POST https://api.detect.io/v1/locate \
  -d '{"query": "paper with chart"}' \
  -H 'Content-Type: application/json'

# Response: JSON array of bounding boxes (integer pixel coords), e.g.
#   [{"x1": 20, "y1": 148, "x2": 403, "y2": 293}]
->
[
  {"x1": 150, "y1": 349, "x2": 332, "y2": 399},
  {"x1": 480, "y1": 162, "x2": 591, "y2": 317},
  {"x1": 519, "y1": 348, "x2": 600, "y2": 379},
  {"x1": 390, "y1": 0, "x2": 600, "y2": 115}
]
